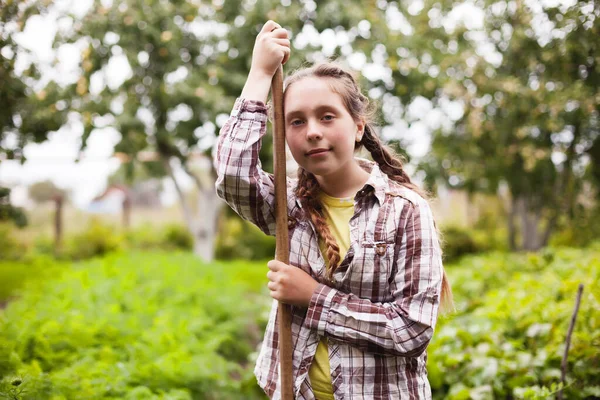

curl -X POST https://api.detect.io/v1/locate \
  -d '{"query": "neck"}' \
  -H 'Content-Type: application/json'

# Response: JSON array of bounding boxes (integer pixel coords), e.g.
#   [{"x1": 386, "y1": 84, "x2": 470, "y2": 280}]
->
[{"x1": 315, "y1": 160, "x2": 370, "y2": 198}]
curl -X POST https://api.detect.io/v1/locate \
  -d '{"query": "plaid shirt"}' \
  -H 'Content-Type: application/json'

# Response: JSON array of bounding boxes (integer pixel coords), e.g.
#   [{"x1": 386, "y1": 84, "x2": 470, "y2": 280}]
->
[{"x1": 214, "y1": 98, "x2": 444, "y2": 400}]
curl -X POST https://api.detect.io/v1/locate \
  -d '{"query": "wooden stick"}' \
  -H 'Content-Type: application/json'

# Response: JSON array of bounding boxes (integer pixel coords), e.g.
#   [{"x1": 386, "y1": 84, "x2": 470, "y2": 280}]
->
[
  {"x1": 557, "y1": 283, "x2": 584, "y2": 400},
  {"x1": 271, "y1": 64, "x2": 294, "y2": 399}
]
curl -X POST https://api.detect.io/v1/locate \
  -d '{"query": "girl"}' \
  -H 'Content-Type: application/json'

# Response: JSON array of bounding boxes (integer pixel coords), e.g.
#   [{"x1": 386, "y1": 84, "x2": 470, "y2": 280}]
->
[{"x1": 215, "y1": 20, "x2": 453, "y2": 400}]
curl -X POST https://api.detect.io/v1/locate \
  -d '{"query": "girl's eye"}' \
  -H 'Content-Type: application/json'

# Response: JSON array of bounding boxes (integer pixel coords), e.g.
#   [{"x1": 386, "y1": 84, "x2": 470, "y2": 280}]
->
[
  {"x1": 290, "y1": 120, "x2": 303, "y2": 126},
  {"x1": 323, "y1": 115, "x2": 334, "y2": 121}
]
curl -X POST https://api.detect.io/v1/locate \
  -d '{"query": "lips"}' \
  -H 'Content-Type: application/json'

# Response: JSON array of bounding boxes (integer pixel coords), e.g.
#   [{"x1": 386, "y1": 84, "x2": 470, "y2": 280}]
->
[{"x1": 306, "y1": 148, "x2": 330, "y2": 156}]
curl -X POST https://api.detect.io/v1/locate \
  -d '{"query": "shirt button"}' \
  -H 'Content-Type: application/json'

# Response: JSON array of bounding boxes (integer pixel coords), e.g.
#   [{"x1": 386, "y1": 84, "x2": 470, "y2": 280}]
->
[
  {"x1": 376, "y1": 244, "x2": 387, "y2": 256},
  {"x1": 288, "y1": 217, "x2": 296, "y2": 229}
]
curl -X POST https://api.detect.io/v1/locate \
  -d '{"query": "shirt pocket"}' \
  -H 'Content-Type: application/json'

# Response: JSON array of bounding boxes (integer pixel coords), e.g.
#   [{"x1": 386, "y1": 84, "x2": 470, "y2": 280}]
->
[{"x1": 344, "y1": 240, "x2": 395, "y2": 302}]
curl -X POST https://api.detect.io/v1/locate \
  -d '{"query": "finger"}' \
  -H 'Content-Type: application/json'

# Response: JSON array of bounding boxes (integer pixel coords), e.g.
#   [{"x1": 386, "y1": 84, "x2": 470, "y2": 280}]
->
[
  {"x1": 267, "y1": 270, "x2": 274, "y2": 281},
  {"x1": 272, "y1": 38, "x2": 290, "y2": 48},
  {"x1": 267, "y1": 281, "x2": 277, "y2": 291},
  {"x1": 261, "y1": 20, "x2": 281, "y2": 34},
  {"x1": 282, "y1": 47, "x2": 291, "y2": 65},
  {"x1": 267, "y1": 260, "x2": 281, "y2": 271},
  {"x1": 269, "y1": 290, "x2": 280, "y2": 301},
  {"x1": 270, "y1": 27, "x2": 289, "y2": 39}
]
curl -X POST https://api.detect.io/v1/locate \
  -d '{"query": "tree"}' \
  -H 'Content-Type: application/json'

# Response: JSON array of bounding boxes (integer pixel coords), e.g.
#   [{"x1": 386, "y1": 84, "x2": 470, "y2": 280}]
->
[
  {"x1": 54, "y1": 0, "x2": 395, "y2": 260},
  {"x1": 419, "y1": 0, "x2": 599, "y2": 250},
  {"x1": 0, "y1": 1, "x2": 69, "y2": 160},
  {"x1": 1, "y1": 0, "x2": 71, "y2": 231},
  {"x1": 0, "y1": 187, "x2": 26, "y2": 227},
  {"x1": 28, "y1": 180, "x2": 69, "y2": 248},
  {"x1": 52, "y1": 0, "x2": 234, "y2": 260}
]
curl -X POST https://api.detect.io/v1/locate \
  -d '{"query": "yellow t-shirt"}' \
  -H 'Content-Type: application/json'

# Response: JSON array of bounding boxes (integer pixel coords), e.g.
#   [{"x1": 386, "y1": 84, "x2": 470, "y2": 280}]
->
[{"x1": 308, "y1": 191, "x2": 354, "y2": 400}]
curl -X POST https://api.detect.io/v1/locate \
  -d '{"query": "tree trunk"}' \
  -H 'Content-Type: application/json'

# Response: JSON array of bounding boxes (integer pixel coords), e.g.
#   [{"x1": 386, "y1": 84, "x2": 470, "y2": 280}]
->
[
  {"x1": 164, "y1": 157, "x2": 200, "y2": 239},
  {"x1": 541, "y1": 211, "x2": 558, "y2": 247},
  {"x1": 164, "y1": 156, "x2": 222, "y2": 262},
  {"x1": 507, "y1": 194, "x2": 518, "y2": 251},
  {"x1": 122, "y1": 193, "x2": 131, "y2": 229},
  {"x1": 180, "y1": 156, "x2": 222, "y2": 262},
  {"x1": 192, "y1": 186, "x2": 223, "y2": 262},
  {"x1": 520, "y1": 194, "x2": 543, "y2": 251},
  {"x1": 54, "y1": 195, "x2": 63, "y2": 250}
]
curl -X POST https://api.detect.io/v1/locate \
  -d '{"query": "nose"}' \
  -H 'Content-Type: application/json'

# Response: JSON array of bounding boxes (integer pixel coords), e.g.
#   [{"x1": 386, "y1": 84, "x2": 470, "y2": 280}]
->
[{"x1": 306, "y1": 119, "x2": 323, "y2": 141}]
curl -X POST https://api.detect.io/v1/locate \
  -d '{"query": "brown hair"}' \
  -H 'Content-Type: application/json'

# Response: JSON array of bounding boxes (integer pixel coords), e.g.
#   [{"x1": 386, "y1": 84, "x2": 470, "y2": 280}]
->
[{"x1": 284, "y1": 62, "x2": 453, "y2": 315}]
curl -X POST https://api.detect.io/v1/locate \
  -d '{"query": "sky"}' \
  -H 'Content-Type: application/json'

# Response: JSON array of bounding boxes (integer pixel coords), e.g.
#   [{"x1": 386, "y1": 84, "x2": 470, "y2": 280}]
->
[{"x1": 1, "y1": 0, "x2": 568, "y2": 209}]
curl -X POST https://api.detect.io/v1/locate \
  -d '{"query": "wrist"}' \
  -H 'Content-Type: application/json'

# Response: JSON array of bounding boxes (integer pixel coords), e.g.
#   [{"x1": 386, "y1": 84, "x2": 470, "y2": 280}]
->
[
  {"x1": 240, "y1": 70, "x2": 273, "y2": 104},
  {"x1": 304, "y1": 280, "x2": 320, "y2": 307},
  {"x1": 248, "y1": 67, "x2": 274, "y2": 82}
]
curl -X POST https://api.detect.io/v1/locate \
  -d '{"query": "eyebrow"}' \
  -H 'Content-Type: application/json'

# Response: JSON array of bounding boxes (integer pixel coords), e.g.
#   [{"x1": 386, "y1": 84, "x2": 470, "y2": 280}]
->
[{"x1": 285, "y1": 105, "x2": 341, "y2": 121}]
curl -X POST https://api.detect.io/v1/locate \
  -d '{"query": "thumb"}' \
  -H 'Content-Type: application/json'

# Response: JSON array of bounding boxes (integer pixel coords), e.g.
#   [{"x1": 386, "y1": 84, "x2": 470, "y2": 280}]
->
[{"x1": 260, "y1": 20, "x2": 281, "y2": 34}]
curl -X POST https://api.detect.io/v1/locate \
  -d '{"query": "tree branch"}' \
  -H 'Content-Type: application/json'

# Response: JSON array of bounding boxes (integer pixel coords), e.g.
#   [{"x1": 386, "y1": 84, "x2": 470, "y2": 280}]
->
[{"x1": 557, "y1": 283, "x2": 584, "y2": 400}]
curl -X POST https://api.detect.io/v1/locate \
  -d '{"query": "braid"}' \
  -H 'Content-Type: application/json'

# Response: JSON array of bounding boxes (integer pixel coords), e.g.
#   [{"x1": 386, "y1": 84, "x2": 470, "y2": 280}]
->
[
  {"x1": 295, "y1": 168, "x2": 341, "y2": 280},
  {"x1": 360, "y1": 124, "x2": 430, "y2": 199}
]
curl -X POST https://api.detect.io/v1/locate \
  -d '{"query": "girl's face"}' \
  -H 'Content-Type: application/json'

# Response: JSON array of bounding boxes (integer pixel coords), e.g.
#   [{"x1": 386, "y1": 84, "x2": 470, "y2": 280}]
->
[{"x1": 284, "y1": 77, "x2": 363, "y2": 180}]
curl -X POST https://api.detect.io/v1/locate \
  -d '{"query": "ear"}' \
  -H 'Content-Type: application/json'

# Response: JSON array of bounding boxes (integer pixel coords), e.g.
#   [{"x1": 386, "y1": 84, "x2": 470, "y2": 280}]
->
[{"x1": 355, "y1": 119, "x2": 365, "y2": 142}]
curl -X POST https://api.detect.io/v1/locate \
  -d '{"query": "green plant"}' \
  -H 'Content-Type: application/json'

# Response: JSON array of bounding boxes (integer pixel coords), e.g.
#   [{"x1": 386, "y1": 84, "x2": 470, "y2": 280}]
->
[
  {"x1": 215, "y1": 216, "x2": 276, "y2": 261},
  {"x1": 440, "y1": 225, "x2": 480, "y2": 263},
  {"x1": 66, "y1": 218, "x2": 123, "y2": 260},
  {"x1": 550, "y1": 204, "x2": 600, "y2": 248},
  {"x1": 429, "y1": 246, "x2": 600, "y2": 399},
  {"x1": 162, "y1": 224, "x2": 193, "y2": 250},
  {"x1": 0, "y1": 223, "x2": 28, "y2": 262},
  {"x1": 0, "y1": 252, "x2": 271, "y2": 399}
]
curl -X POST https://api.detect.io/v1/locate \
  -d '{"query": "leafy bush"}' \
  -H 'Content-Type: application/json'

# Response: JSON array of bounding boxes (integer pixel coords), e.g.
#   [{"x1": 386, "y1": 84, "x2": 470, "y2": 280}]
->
[
  {"x1": 162, "y1": 224, "x2": 194, "y2": 250},
  {"x1": 440, "y1": 225, "x2": 481, "y2": 263},
  {"x1": 0, "y1": 222, "x2": 28, "y2": 261},
  {"x1": 429, "y1": 246, "x2": 600, "y2": 399},
  {"x1": 5, "y1": 219, "x2": 194, "y2": 264},
  {"x1": 0, "y1": 252, "x2": 271, "y2": 399},
  {"x1": 65, "y1": 218, "x2": 123, "y2": 260},
  {"x1": 550, "y1": 204, "x2": 600, "y2": 248},
  {"x1": 0, "y1": 256, "x2": 64, "y2": 304},
  {"x1": 440, "y1": 223, "x2": 508, "y2": 263},
  {"x1": 2, "y1": 243, "x2": 598, "y2": 399},
  {"x1": 124, "y1": 223, "x2": 194, "y2": 252},
  {"x1": 215, "y1": 216, "x2": 276, "y2": 261}
]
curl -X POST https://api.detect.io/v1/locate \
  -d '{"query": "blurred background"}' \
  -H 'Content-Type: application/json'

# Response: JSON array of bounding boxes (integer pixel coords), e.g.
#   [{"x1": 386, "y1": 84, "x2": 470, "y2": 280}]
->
[{"x1": 0, "y1": 0, "x2": 598, "y2": 399}]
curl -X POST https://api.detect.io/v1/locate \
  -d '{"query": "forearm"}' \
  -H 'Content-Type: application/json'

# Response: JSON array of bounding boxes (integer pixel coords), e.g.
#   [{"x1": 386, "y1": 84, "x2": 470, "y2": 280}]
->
[{"x1": 240, "y1": 69, "x2": 274, "y2": 104}]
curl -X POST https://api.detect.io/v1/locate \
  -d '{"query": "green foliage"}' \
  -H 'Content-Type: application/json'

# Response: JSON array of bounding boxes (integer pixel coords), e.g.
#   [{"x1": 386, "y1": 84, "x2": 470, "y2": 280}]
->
[
  {"x1": 429, "y1": 246, "x2": 600, "y2": 399},
  {"x1": 0, "y1": 255, "x2": 64, "y2": 305},
  {"x1": 440, "y1": 223, "x2": 507, "y2": 263},
  {"x1": 65, "y1": 218, "x2": 123, "y2": 260},
  {"x1": 2, "y1": 245, "x2": 598, "y2": 398},
  {"x1": 0, "y1": 188, "x2": 27, "y2": 228},
  {"x1": 124, "y1": 223, "x2": 193, "y2": 252},
  {"x1": 0, "y1": 1, "x2": 70, "y2": 161},
  {"x1": 440, "y1": 225, "x2": 480, "y2": 263},
  {"x1": 419, "y1": 0, "x2": 599, "y2": 250},
  {"x1": 0, "y1": 252, "x2": 270, "y2": 399},
  {"x1": 0, "y1": 223, "x2": 27, "y2": 262},
  {"x1": 2, "y1": 219, "x2": 196, "y2": 266},
  {"x1": 122, "y1": 223, "x2": 168, "y2": 251},
  {"x1": 215, "y1": 216, "x2": 276, "y2": 261},
  {"x1": 27, "y1": 181, "x2": 68, "y2": 204},
  {"x1": 550, "y1": 204, "x2": 600, "y2": 248},
  {"x1": 162, "y1": 224, "x2": 194, "y2": 251}
]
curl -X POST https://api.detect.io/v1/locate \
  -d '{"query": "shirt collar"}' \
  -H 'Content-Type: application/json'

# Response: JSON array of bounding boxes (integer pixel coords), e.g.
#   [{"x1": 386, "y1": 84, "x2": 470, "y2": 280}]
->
[
  {"x1": 356, "y1": 158, "x2": 391, "y2": 205},
  {"x1": 293, "y1": 158, "x2": 398, "y2": 209}
]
